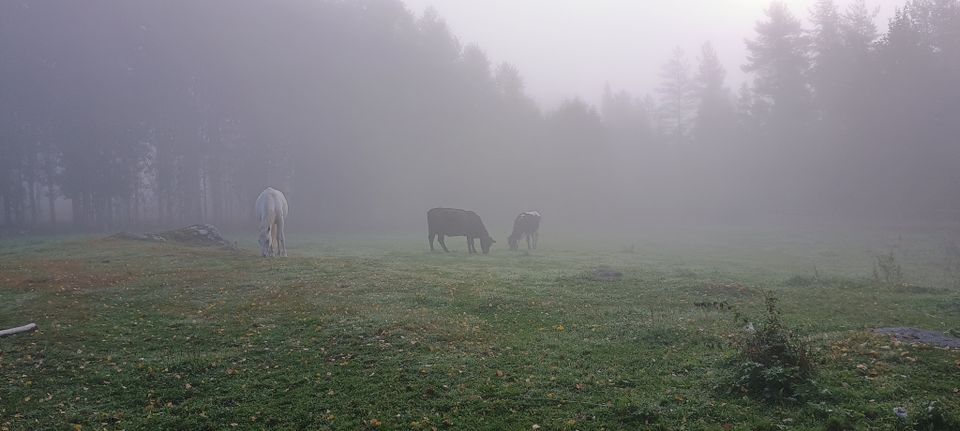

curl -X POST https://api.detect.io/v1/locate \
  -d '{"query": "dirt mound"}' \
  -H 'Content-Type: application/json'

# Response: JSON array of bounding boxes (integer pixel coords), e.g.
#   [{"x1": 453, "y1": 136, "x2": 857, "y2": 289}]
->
[
  {"x1": 872, "y1": 327, "x2": 960, "y2": 349},
  {"x1": 110, "y1": 224, "x2": 237, "y2": 249}
]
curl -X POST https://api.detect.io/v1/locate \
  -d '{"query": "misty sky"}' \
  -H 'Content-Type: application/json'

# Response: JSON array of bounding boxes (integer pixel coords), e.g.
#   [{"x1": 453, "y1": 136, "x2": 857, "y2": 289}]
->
[
  {"x1": 4, "y1": 0, "x2": 954, "y2": 232},
  {"x1": 401, "y1": 0, "x2": 903, "y2": 108}
]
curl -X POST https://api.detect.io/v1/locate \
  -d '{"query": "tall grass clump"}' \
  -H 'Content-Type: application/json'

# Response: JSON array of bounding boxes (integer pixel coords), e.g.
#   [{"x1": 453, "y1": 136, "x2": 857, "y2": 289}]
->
[
  {"x1": 731, "y1": 292, "x2": 814, "y2": 402},
  {"x1": 873, "y1": 251, "x2": 903, "y2": 284}
]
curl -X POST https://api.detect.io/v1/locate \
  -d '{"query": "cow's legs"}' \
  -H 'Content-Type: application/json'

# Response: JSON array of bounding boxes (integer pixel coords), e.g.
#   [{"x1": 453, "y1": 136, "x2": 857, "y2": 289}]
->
[
  {"x1": 438, "y1": 234, "x2": 449, "y2": 252},
  {"x1": 532, "y1": 231, "x2": 538, "y2": 249},
  {"x1": 526, "y1": 233, "x2": 532, "y2": 250},
  {"x1": 429, "y1": 232, "x2": 436, "y2": 251}
]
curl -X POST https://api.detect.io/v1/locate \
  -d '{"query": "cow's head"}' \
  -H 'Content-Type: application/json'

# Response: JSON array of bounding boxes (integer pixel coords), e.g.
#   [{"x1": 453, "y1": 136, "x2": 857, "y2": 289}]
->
[
  {"x1": 481, "y1": 236, "x2": 495, "y2": 254},
  {"x1": 507, "y1": 234, "x2": 519, "y2": 251},
  {"x1": 259, "y1": 228, "x2": 272, "y2": 257}
]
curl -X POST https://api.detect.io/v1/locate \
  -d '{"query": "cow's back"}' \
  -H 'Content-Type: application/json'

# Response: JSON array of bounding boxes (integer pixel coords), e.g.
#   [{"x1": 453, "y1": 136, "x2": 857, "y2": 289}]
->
[
  {"x1": 428, "y1": 207, "x2": 481, "y2": 236},
  {"x1": 514, "y1": 211, "x2": 541, "y2": 231}
]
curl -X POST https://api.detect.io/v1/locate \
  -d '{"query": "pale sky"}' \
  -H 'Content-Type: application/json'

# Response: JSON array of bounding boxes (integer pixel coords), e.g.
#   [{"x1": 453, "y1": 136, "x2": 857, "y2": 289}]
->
[{"x1": 400, "y1": 0, "x2": 903, "y2": 108}]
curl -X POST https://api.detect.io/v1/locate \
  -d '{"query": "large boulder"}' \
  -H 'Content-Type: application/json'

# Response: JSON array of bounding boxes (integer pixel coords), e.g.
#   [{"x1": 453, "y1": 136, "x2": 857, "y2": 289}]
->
[
  {"x1": 109, "y1": 231, "x2": 167, "y2": 242},
  {"x1": 110, "y1": 224, "x2": 236, "y2": 249}
]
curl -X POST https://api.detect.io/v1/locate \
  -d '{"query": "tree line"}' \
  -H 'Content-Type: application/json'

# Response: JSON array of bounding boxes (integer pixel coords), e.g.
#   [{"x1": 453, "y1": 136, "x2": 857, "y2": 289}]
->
[{"x1": 1, "y1": 0, "x2": 958, "y2": 232}]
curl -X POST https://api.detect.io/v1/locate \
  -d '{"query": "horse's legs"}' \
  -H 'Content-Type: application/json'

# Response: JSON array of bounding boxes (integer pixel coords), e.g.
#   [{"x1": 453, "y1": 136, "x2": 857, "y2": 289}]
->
[
  {"x1": 277, "y1": 217, "x2": 286, "y2": 257},
  {"x1": 270, "y1": 223, "x2": 278, "y2": 257},
  {"x1": 468, "y1": 237, "x2": 476, "y2": 254},
  {"x1": 438, "y1": 234, "x2": 449, "y2": 252}
]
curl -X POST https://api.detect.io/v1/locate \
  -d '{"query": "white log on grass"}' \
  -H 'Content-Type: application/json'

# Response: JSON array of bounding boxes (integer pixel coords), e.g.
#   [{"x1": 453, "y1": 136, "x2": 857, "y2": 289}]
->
[{"x1": 0, "y1": 323, "x2": 38, "y2": 337}]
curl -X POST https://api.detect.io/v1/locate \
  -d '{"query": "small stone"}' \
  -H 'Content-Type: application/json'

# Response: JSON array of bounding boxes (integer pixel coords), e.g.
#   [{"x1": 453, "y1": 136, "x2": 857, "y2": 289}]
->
[{"x1": 893, "y1": 406, "x2": 908, "y2": 420}]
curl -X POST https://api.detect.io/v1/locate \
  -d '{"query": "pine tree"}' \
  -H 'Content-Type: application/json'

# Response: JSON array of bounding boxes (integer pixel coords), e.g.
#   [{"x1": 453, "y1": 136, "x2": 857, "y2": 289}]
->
[
  {"x1": 808, "y1": 0, "x2": 843, "y2": 120},
  {"x1": 743, "y1": 2, "x2": 812, "y2": 128},
  {"x1": 657, "y1": 47, "x2": 696, "y2": 144},
  {"x1": 841, "y1": 0, "x2": 879, "y2": 50},
  {"x1": 693, "y1": 42, "x2": 735, "y2": 145}
]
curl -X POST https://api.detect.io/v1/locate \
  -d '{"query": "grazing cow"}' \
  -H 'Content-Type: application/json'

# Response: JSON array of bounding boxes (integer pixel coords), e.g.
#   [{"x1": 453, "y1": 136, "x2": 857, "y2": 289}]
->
[
  {"x1": 427, "y1": 207, "x2": 495, "y2": 254},
  {"x1": 256, "y1": 187, "x2": 288, "y2": 257},
  {"x1": 508, "y1": 211, "x2": 541, "y2": 250}
]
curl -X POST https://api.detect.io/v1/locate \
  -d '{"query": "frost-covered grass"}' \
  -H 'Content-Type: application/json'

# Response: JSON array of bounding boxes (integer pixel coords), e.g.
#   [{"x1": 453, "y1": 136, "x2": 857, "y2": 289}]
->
[{"x1": 1, "y1": 231, "x2": 958, "y2": 430}]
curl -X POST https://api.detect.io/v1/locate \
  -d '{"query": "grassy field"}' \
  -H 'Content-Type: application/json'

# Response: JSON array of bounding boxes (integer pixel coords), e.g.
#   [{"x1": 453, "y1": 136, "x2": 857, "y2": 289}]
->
[{"x1": 2, "y1": 227, "x2": 959, "y2": 430}]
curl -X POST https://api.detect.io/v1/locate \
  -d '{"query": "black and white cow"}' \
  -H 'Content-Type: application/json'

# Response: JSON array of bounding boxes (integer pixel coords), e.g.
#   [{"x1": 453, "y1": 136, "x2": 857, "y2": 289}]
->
[
  {"x1": 508, "y1": 211, "x2": 540, "y2": 251},
  {"x1": 427, "y1": 207, "x2": 495, "y2": 254}
]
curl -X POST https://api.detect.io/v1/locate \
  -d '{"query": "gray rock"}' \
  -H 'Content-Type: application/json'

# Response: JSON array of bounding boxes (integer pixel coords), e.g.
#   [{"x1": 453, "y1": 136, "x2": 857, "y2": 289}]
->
[{"x1": 873, "y1": 327, "x2": 960, "y2": 349}]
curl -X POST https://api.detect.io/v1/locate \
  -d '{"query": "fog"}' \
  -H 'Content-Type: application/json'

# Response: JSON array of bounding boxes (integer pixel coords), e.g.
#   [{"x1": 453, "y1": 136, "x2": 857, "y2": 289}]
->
[
  {"x1": 401, "y1": 0, "x2": 903, "y2": 107},
  {"x1": 1, "y1": 0, "x2": 958, "y2": 238}
]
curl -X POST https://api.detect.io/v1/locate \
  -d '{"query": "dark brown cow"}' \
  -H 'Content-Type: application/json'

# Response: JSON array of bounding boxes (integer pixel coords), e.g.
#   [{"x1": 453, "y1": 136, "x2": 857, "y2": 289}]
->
[
  {"x1": 508, "y1": 211, "x2": 540, "y2": 250},
  {"x1": 427, "y1": 207, "x2": 495, "y2": 254}
]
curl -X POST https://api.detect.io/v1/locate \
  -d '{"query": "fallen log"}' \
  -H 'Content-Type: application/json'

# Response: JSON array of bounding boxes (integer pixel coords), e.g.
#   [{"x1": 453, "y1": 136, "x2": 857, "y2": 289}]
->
[{"x1": 0, "y1": 323, "x2": 37, "y2": 338}]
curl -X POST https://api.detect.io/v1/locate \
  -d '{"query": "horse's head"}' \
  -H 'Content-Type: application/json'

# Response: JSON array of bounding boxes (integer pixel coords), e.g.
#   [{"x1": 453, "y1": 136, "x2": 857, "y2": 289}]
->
[
  {"x1": 259, "y1": 228, "x2": 272, "y2": 257},
  {"x1": 481, "y1": 236, "x2": 495, "y2": 254}
]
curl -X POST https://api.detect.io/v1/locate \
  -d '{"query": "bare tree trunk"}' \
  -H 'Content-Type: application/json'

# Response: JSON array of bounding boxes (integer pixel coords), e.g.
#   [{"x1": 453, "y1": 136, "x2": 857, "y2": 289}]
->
[
  {"x1": 182, "y1": 156, "x2": 202, "y2": 224},
  {"x1": 131, "y1": 185, "x2": 140, "y2": 228},
  {"x1": 199, "y1": 166, "x2": 207, "y2": 223},
  {"x1": 107, "y1": 196, "x2": 116, "y2": 231},
  {"x1": 83, "y1": 192, "x2": 94, "y2": 229},
  {"x1": 76, "y1": 193, "x2": 84, "y2": 228},
  {"x1": 47, "y1": 185, "x2": 56, "y2": 225},
  {"x1": 91, "y1": 193, "x2": 100, "y2": 230},
  {"x1": 157, "y1": 187, "x2": 165, "y2": 225},
  {"x1": 0, "y1": 323, "x2": 37, "y2": 338},
  {"x1": 1, "y1": 196, "x2": 7, "y2": 226},
  {"x1": 44, "y1": 150, "x2": 58, "y2": 226},
  {"x1": 70, "y1": 196, "x2": 79, "y2": 227},
  {"x1": 14, "y1": 169, "x2": 25, "y2": 226}
]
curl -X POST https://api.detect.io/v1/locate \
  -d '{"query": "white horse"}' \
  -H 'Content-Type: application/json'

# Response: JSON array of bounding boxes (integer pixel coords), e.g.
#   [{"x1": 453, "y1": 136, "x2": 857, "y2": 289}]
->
[{"x1": 256, "y1": 187, "x2": 288, "y2": 257}]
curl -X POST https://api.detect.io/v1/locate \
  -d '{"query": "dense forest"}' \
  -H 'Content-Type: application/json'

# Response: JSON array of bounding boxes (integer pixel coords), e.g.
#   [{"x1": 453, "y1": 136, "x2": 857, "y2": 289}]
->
[{"x1": 0, "y1": 0, "x2": 958, "y2": 233}]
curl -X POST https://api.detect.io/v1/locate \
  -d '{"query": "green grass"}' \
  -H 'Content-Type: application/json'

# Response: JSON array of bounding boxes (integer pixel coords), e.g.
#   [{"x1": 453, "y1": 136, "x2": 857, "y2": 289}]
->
[{"x1": 2, "y1": 229, "x2": 959, "y2": 430}]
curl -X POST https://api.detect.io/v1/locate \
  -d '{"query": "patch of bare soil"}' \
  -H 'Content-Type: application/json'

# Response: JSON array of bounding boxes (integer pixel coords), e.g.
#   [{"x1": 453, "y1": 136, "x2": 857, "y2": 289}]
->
[
  {"x1": 872, "y1": 327, "x2": 960, "y2": 349},
  {"x1": 700, "y1": 281, "x2": 754, "y2": 297},
  {"x1": 7, "y1": 259, "x2": 134, "y2": 292}
]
